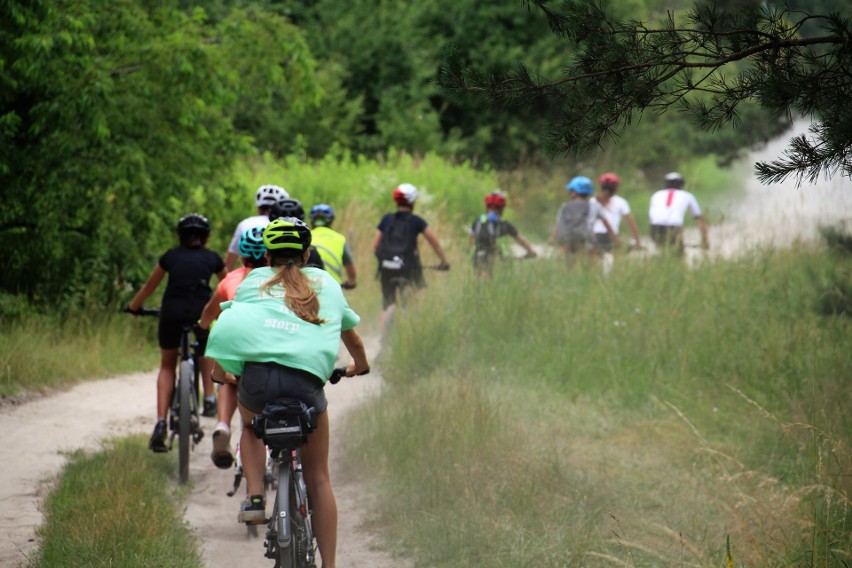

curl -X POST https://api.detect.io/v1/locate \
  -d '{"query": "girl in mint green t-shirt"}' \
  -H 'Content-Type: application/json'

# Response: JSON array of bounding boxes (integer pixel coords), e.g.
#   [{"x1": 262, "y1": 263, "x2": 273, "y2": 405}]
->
[{"x1": 206, "y1": 218, "x2": 369, "y2": 568}]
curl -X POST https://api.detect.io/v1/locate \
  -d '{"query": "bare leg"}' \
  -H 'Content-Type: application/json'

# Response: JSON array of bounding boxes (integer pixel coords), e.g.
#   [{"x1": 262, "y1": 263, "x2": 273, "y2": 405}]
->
[
  {"x1": 238, "y1": 402, "x2": 265, "y2": 496},
  {"x1": 217, "y1": 382, "x2": 238, "y2": 427},
  {"x1": 157, "y1": 349, "x2": 179, "y2": 419},
  {"x1": 199, "y1": 355, "x2": 215, "y2": 398},
  {"x1": 301, "y1": 411, "x2": 337, "y2": 568}
]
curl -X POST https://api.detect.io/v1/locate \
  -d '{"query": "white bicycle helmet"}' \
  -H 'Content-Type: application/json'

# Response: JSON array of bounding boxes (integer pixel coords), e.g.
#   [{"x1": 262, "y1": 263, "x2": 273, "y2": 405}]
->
[
  {"x1": 255, "y1": 184, "x2": 289, "y2": 208},
  {"x1": 393, "y1": 183, "x2": 419, "y2": 206}
]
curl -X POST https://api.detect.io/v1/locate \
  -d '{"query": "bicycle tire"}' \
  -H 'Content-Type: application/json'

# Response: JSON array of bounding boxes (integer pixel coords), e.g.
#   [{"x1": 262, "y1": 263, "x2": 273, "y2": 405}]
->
[{"x1": 178, "y1": 359, "x2": 193, "y2": 484}]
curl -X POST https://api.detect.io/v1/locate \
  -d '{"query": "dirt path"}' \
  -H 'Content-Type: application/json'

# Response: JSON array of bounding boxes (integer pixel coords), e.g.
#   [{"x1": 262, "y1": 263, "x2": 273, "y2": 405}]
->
[{"x1": 0, "y1": 335, "x2": 407, "y2": 568}]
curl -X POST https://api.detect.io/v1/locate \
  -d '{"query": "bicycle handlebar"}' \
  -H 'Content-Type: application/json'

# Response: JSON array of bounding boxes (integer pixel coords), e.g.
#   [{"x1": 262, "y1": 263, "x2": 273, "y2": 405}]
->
[
  {"x1": 328, "y1": 366, "x2": 370, "y2": 385},
  {"x1": 124, "y1": 306, "x2": 161, "y2": 317}
]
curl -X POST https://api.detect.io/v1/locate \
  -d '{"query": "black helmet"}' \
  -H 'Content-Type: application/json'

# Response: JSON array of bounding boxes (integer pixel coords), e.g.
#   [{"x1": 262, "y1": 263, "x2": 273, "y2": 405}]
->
[
  {"x1": 263, "y1": 217, "x2": 312, "y2": 256},
  {"x1": 176, "y1": 213, "x2": 210, "y2": 237},
  {"x1": 269, "y1": 198, "x2": 305, "y2": 222},
  {"x1": 664, "y1": 172, "x2": 685, "y2": 188}
]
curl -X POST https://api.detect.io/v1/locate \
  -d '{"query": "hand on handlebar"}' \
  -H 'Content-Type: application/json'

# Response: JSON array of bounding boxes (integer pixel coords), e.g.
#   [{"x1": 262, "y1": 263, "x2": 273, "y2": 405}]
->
[
  {"x1": 328, "y1": 364, "x2": 370, "y2": 384},
  {"x1": 341, "y1": 281, "x2": 357, "y2": 290},
  {"x1": 436, "y1": 262, "x2": 450, "y2": 271},
  {"x1": 524, "y1": 251, "x2": 537, "y2": 259}
]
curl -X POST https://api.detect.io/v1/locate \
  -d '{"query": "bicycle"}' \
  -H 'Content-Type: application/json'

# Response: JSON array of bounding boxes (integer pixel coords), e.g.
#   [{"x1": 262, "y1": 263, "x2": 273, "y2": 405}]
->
[
  {"x1": 125, "y1": 307, "x2": 204, "y2": 484},
  {"x1": 251, "y1": 367, "x2": 365, "y2": 568}
]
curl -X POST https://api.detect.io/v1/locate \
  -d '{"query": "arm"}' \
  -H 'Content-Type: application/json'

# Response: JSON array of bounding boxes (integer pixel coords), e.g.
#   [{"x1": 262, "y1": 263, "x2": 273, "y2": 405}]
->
[
  {"x1": 513, "y1": 234, "x2": 538, "y2": 257},
  {"x1": 341, "y1": 328, "x2": 370, "y2": 376},
  {"x1": 371, "y1": 229, "x2": 383, "y2": 253},
  {"x1": 343, "y1": 263, "x2": 357, "y2": 287},
  {"x1": 623, "y1": 212, "x2": 643, "y2": 249},
  {"x1": 198, "y1": 290, "x2": 225, "y2": 330},
  {"x1": 695, "y1": 216, "x2": 709, "y2": 250},
  {"x1": 421, "y1": 226, "x2": 450, "y2": 266},
  {"x1": 128, "y1": 264, "x2": 166, "y2": 311},
  {"x1": 600, "y1": 217, "x2": 621, "y2": 248}
]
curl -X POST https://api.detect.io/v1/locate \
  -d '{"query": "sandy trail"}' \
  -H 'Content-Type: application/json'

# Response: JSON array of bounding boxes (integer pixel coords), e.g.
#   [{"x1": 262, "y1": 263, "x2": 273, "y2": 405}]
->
[
  {"x1": 0, "y1": 120, "x2": 849, "y2": 568},
  {"x1": 0, "y1": 335, "x2": 406, "y2": 568}
]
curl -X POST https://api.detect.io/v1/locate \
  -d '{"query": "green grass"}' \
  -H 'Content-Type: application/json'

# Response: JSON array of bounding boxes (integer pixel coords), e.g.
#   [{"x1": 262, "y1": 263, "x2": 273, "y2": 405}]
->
[
  {"x1": 0, "y1": 312, "x2": 159, "y2": 397},
  {"x1": 347, "y1": 246, "x2": 851, "y2": 567},
  {"x1": 30, "y1": 437, "x2": 202, "y2": 568}
]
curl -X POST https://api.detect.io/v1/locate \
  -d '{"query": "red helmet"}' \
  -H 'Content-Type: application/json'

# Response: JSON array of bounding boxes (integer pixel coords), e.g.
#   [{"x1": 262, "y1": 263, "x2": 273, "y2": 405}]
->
[
  {"x1": 598, "y1": 172, "x2": 620, "y2": 190},
  {"x1": 485, "y1": 191, "x2": 507, "y2": 208}
]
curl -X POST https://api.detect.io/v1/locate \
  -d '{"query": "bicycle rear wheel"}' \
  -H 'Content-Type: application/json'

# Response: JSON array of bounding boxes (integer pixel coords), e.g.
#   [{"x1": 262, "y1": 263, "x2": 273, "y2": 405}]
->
[{"x1": 178, "y1": 359, "x2": 193, "y2": 484}]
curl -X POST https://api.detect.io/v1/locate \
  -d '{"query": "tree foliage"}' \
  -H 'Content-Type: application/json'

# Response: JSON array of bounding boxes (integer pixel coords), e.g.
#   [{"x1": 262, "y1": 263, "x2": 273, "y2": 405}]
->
[
  {"x1": 439, "y1": 0, "x2": 852, "y2": 184},
  {"x1": 0, "y1": 0, "x2": 320, "y2": 305}
]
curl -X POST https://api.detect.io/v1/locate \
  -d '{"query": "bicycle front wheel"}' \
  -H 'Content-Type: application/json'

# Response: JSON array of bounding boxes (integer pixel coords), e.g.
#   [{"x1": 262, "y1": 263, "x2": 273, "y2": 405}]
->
[{"x1": 178, "y1": 359, "x2": 193, "y2": 484}]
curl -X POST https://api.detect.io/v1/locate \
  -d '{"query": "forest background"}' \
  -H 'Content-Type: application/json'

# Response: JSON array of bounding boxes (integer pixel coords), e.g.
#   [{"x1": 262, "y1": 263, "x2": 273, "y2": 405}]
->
[{"x1": 4, "y1": 0, "x2": 845, "y2": 310}]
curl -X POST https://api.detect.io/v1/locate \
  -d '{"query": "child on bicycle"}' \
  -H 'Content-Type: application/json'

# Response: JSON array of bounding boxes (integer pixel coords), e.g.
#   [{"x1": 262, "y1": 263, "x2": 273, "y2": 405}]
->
[
  {"x1": 197, "y1": 226, "x2": 268, "y2": 469},
  {"x1": 206, "y1": 217, "x2": 370, "y2": 568},
  {"x1": 128, "y1": 213, "x2": 227, "y2": 453},
  {"x1": 373, "y1": 183, "x2": 450, "y2": 331},
  {"x1": 468, "y1": 190, "x2": 537, "y2": 278}
]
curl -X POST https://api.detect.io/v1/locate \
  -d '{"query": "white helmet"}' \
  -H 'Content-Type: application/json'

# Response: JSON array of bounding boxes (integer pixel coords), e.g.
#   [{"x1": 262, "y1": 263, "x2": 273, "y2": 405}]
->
[
  {"x1": 393, "y1": 183, "x2": 419, "y2": 206},
  {"x1": 664, "y1": 172, "x2": 685, "y2": 188},
  {"x1": 255, "y1": 184, "x2": 289, "y2": 208}
]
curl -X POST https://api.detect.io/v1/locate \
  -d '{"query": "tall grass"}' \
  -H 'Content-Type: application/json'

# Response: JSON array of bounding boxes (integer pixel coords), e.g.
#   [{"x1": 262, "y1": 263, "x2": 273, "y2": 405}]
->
[
  {"x1": 30, "y1": 437, "x2": 201, "y2": 568},
  {"x1": 0, "y1": 312, "x2": 159, "y2": 397},
  {"x1": 346, "y1": 247, "x2": 851, "y2": 567}
]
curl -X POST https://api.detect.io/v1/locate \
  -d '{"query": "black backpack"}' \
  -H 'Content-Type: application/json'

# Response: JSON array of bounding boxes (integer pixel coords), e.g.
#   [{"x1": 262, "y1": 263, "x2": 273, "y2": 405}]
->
[
  {"x1": 376, "y1": 214, "x2": 413, "y2": 271},
  {"x1": 472, "y1": 214, "x2": 499, "y2": 254}
]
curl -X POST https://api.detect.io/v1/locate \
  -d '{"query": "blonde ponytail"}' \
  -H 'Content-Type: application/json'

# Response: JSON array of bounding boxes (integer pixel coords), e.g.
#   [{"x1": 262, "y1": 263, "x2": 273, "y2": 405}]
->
[{"x1": 260, "y1": 259, "x2": 324, "y2": 324}]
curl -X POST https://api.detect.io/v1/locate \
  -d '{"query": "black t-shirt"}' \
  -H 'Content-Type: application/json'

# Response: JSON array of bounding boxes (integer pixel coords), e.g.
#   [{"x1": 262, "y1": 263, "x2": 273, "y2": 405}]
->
[
  {"x1": 159, "y1": 245, "x2": 225, "y2": 301},
  {"x1": 376, "y1": 211, "x2": 428, "y2": 252}
]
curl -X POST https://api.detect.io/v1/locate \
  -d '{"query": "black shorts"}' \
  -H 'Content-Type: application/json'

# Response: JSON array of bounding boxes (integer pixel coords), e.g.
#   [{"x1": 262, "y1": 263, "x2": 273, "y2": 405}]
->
[
  {"x1": 379, "y1": 267, "x2": 424, "y2": 309},
  {"x1": 594, "y1": 233, "x2": 614, "y2": 253},
  {"x1": 650, "y1": 225, "x2": 684, "y2": 254},
  {"x1": 238, "y1": 362, "x2": 328, "y2": 415},
  {"x1": 158, "y1": 297, "x2": 209, "y2": 352}
]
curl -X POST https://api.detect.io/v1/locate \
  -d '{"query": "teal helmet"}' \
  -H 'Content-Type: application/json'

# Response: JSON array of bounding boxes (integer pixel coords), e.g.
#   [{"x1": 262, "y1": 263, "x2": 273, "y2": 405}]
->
[{"x1": 238, "y1": 226, "x2": 266, "y2": 260}]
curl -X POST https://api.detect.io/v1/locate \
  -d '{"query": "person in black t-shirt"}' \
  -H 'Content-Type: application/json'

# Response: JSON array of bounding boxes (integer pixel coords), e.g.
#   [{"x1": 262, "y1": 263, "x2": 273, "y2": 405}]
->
[
  {"x1": 468, "y1": 190, "x2": 537, "y2": 278},
  {"x1": 128, "y1": 213, "x2": 226, "y2": 453},
  {"x1": 372, "y1": 183, "x2": 450, "y2": 332}
]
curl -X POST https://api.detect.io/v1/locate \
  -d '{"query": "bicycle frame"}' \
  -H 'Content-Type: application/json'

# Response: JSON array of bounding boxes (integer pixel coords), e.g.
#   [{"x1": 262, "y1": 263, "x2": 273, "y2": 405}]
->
[{"x1": 266, "y1": 448, "x2": 315, "y2": 567}]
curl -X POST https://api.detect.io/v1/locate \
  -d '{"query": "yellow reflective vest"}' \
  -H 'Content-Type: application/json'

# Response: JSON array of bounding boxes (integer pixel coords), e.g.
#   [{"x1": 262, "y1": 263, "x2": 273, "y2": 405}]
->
[{"x1": 311, "y1": 226, "x2": 346, "y2": 283}]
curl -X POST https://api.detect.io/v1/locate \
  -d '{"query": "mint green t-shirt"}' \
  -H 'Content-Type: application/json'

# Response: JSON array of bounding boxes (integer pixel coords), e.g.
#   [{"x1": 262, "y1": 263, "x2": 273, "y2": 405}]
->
[{"x1": 205, "y1": 266, "x2": 360, "y2": 383}]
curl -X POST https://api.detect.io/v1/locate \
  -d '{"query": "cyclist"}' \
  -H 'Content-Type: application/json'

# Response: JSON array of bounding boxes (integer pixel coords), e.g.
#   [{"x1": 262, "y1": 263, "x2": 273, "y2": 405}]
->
[
  {"x1": 309, "y1": 203, "x2": 357, "y2": 289},
  {"x1": 373, "y1": 183, "x2": 450, "y2": 331},
  {"x1": 549, "y1": 176, "x2": 619, "y2": 264},
  {"x1": 128, "y1": 213, "x2": 226, "y2": 452},
  {"x1": 197, "y1": 226, "x2": 268, "y2": 469},
  {"x1": 468, "y1": 190, "x2": 537, "y2": 278},
  {"x1": 591, "y1": 173, "x2": 643, "y2": 252},
  {"x1": 648, "y1": 172, "x2": 709, "y2": 254},
  {"x1": 224, "y1": 184, "x2": 288, "y2": 271},
  {"x1": 205, "y1": 217, "x2": 370, "y2": 568},
  {"x1": 268, "y1": 197, "x2": 325, "y2": 269}
]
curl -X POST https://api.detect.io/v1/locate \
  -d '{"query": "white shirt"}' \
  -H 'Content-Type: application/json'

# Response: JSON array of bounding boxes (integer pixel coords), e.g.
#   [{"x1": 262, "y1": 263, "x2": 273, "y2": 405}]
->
[
  {"x1": 648, "y1": 188, "x2": 702, "y2": 227},
  {"x1": 227, "y1": 215, "x2": 270, "y2": 255},
  {"x1": 592, "y1": 195, "x2": 631, "y2": 234}
]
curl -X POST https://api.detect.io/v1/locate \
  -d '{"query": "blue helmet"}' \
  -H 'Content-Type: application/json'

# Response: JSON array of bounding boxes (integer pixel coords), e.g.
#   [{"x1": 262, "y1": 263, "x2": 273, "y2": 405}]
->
[
  {"x1": 309, "y1": 203, "x2": 335, "y2": 226},
  {"x1": 566, "y1": 176, "x2": 593, "y2": 196},
  {"x1": 238, "y1": 226, "x2": 266, "y2": 260}
]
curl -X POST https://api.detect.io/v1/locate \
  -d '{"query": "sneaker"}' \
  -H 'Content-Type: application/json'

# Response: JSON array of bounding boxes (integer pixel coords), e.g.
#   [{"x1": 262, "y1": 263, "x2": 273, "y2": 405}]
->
[
  {"x1": 149, "y1": 419, "x2": 168, "y2": 453},
  {"x1": 202, "y1": 397, "x2": 217, "y2": 417},
  {"x1": 211, "y1": 426, "x2": 234, "y2": 469},
  {"x1": 238, "y1": 494, "x2": 266, "y2": 524}
]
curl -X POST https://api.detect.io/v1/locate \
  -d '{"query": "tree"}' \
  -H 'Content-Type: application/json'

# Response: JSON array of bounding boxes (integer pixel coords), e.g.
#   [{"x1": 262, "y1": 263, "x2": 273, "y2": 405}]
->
[
  {"x1": 0, "y1": 0, "x2": 322, "y2": 305},
  {"x1": 439, "y1": 0, "x2": 852, "y2": 184}
]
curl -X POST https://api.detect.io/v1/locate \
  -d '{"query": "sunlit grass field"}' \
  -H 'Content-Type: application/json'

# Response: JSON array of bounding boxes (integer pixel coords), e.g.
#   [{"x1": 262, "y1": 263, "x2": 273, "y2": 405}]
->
[{"x1": 346, "y1": 245, "x2": 851, "y2": 567}]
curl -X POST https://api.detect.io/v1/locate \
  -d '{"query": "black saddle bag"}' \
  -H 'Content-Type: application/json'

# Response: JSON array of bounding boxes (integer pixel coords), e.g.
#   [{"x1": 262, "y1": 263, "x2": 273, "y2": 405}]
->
[{"x1": 252, "y1": 399, "x2": 317, "y2": 450}]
